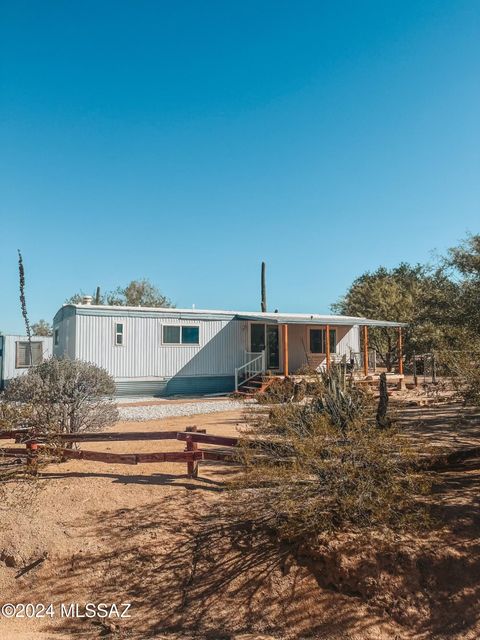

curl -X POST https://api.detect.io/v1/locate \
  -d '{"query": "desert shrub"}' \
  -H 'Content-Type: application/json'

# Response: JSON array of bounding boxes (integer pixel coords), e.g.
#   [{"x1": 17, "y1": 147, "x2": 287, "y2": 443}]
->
[
  {"x1": 233, "y1": 371, "x2": 430, "y2": 544},
  {"x1": 257, "y1": 377, "x2": 296, "y2": 404},
  {"x1": 3, "y1": 358, "x2": 118, "y2": 435},
  {"x1": 0, "y1": 400, "x2": 36, "y2": 432},
  {"x1": 437, "y1": 340, "x2": 480, "y2": 406}
]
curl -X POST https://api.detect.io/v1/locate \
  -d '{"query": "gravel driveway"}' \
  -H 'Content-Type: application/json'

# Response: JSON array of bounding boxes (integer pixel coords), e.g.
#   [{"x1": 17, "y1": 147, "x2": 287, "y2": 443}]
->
[{"x1": 118, "y1": 398, "x2": 247, "y2": 422}]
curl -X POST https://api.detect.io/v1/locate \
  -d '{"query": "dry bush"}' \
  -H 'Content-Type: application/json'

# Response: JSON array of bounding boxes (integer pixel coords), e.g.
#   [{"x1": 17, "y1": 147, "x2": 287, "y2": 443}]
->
[
  {"x1": 233, "y1": 371, "x2": 430, "y2": 545},
  {"x1": 0, "y1": 402, "x2": 40, "y2": 482},
  {"x1": 3, "y1": 358, "x2": 118, "y2": 435},
  {"x1": 257, "y1": 376, "x2": 297, "y2": 404},
  {"x1": 438, "y1": 347, "x2": 480, "y2": 406}
]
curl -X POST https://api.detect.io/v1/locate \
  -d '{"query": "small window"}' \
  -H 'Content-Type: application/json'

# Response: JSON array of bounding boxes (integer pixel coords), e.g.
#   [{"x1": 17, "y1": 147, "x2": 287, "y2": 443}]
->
[
  {"x1": 115, "y1": 323, "x2": 124, "y2": 346},
  {"x1": 310, "y1": 329, "x2": 323, "y2": 354},
  {"x1": 163, "y1": 325, "x2": 181, "y2": 344},
  {"x1": 16, "y1": 342, "x2": 43, "y2": 368},
  {"x1": 54, "y1": 328, "x2": 59, "y2": 346},
  {"x1": 309, "y1": 329, "x2": 337, "y2": 354},
  {"x1": 181, "y1": 326, "x2": 199, "y2": 344},
  {"x1": 329, "y1": 329, "x2": 337, "y2": 353},
  {"x1": 162, "y1": 325, "x2": 200, "y2": 345}
]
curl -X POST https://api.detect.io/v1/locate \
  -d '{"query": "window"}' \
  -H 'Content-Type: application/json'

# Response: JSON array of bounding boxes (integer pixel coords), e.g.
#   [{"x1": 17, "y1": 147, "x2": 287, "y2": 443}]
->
[
  {"x1": 54, "y1": 328, "x2": 59, "y2": 346},
  {"x1": 162, "y1": 325, "x2": 200, "y2": 345},
  {"x1": 115, "y1": 323, "x2": 124, "y2": 346},
  {"x1": 16, "y1": 342, "x2": 43, "y2": 368},
  {"x1": 309, "y1": 328, "x2": 336, "y2": 354},
  {"x1": 163, "y1": 325, "x2": 181, "y2": 344},
  {"x1": 181, "y1": 326, "x2": 200, "y2": 344}
]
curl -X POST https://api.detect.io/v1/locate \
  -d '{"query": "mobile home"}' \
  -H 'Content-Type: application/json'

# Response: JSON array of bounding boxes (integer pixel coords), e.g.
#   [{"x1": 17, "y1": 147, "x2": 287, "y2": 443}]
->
[
  {"x1": 0, "y1": 334, "x2": 53, "y2": 389},
  {"x1": 52, "y1": 301, "x2": 404, "y2": 397}
]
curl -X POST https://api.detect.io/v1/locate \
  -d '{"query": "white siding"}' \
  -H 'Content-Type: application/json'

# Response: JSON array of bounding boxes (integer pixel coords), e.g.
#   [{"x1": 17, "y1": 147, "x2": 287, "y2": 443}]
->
[
  {"x1": 53, "y1": 313, "x2": 76, "y2": 360},
  {"x1": 1, "y1": 335, "x2": 53, "y2": 384},
  {"x1": 74, "y1": 314, "x2": 248, "y2": 380}
]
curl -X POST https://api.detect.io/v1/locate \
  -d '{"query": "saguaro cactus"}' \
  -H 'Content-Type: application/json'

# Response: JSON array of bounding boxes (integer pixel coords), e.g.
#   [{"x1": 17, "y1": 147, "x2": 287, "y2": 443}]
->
[{"x1": 261, "y1": 261, "x2": 267, "y2": 313}]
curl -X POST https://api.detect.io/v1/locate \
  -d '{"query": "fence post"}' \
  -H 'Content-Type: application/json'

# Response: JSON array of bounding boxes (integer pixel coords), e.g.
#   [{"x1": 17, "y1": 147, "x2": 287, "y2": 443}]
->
[
  {"x1": 413, "y1": 351, "x2": 418, "y2": 387},
  {"x1": 185, "y1": 427, "x2": 198, "y2": 478},
  {"x1": 432, "y1": 353, "x2": 437, "y2": 384},
  {"x1": 26, "y1": 441, "x2": 38, "y2": 473}
]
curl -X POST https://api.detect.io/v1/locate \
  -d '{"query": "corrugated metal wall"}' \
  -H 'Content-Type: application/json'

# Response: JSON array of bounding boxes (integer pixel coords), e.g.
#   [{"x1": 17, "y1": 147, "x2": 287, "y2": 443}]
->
[
  {"x1": 75, "y1": 314, "x2": 248, "y2": 379},
  {"x1": 53, "y1": 307, "x2": 76, "y2": 359},
  {"x1": 0, "y1": 335, "x2": 53, "y2": 386}
]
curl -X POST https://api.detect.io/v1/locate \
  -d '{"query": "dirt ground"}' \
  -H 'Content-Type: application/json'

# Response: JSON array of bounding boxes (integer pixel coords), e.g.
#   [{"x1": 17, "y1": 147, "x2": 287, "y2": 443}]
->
[{"x1": 1, "y1": 403, "x2": 479, "y2": 640}]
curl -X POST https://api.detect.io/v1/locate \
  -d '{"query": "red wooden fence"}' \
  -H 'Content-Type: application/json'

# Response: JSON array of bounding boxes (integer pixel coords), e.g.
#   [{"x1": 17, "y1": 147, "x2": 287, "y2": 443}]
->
[{"x1": 0, "y1": 426, "x2": 240, "y2": 479}]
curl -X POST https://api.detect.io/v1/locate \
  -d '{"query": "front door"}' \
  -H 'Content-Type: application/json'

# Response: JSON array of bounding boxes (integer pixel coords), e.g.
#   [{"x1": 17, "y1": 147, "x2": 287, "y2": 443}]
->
[{"x1": 250, "y1": 323, "x2": 280, "y2": 370}]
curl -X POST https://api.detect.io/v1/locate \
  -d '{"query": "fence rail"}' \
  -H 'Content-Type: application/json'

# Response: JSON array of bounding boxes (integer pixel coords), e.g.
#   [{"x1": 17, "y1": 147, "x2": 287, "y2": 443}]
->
[{"x1": 0, "y1": 427, "x2": 240, "y2": 479}]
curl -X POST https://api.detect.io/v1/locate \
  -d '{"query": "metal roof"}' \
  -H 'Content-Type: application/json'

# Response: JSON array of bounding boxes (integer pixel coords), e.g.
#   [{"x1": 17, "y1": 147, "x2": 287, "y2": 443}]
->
[
  {"x1": 61, "y1": 304, "x2": 407, "y2": 328},
  {"x1": 234, "y1": 312, "x2": 406, "y2": 327}
]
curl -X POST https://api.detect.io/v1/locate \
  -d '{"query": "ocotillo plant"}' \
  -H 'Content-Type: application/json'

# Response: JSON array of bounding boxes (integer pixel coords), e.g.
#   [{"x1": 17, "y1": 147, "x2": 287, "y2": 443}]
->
[
  {"x1": 18, "y1": 250, "x2": 32, "y2": 365},
  {"x1": 261, "y1": 261, "x2": 267, "y2": 312}
]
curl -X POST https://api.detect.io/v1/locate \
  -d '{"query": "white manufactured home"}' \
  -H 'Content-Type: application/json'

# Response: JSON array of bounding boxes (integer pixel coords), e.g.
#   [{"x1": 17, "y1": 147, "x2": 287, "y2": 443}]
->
[
  {"x1": 0, "y1": 334, "x2": 53, "y2": 389},
  {"x1": 52, "y1": 301, "x2": 404, "y2": 397}
]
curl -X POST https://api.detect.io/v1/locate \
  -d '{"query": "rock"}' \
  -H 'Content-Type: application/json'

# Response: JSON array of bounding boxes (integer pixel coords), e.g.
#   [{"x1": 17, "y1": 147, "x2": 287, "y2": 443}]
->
[{"x1": 1, "y1": 550, "x2": 21, "y2": 568}]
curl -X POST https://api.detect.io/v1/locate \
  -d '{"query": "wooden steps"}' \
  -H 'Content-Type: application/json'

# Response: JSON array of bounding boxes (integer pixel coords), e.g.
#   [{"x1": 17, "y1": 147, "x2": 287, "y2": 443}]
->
[{"x1": 237, "y1": 374, "x2": 279, "y2": 396}]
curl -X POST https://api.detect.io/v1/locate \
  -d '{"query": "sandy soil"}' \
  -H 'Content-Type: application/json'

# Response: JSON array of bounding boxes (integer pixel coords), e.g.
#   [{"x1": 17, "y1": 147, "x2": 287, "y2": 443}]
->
[{"x1": 1, "y1": 403, "x2": 479, "y2": 640}]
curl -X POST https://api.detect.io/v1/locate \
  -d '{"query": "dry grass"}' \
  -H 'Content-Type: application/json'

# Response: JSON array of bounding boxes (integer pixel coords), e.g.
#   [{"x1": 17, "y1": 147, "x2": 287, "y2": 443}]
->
[{"x1": 231, "y1": 371, "x2": 431, "y2": 544}]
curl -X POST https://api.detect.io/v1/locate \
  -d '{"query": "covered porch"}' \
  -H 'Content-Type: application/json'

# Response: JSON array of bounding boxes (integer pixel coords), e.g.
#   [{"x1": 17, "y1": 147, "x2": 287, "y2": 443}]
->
[{"x1": 234, "y1": 313, "x2": 406, "y2": 392}]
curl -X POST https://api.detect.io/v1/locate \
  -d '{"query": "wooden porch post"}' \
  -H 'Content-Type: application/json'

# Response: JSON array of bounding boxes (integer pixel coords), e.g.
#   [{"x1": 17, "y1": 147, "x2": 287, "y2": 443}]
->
[
  {"x1": 325, "y1": 325, "x2": 331, "y2": 370},
  {"x1": 397, "y1": 327, "x2": 403, "y2": 375},
  {"x1": 282, "y1": 324, "x2": 289, "y2": 376},
  {"x1": 363, "y1": 325, "x2": 369, "y2": 377}
]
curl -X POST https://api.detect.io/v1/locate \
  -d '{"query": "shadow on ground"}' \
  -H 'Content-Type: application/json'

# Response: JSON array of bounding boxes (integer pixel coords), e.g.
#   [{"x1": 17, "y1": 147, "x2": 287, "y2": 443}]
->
[{"x1": 29, "y1": 494, "x2": 397, "y2": 640}]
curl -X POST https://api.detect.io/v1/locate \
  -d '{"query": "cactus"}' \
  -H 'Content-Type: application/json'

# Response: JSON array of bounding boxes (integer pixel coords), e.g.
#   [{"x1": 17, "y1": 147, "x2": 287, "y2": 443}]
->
[
  {"x1": 261, "y1": 261, "x2": 267, "y2": 312},
  {"x1": 312, "y1": 365, "x2": 365, "y2": 432}
]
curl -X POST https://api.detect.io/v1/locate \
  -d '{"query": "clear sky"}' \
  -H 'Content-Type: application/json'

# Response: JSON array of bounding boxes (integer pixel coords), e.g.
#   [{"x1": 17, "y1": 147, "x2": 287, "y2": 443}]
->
[{"x1": 1, "y1": 1, "x2": 479, "y2": 333}]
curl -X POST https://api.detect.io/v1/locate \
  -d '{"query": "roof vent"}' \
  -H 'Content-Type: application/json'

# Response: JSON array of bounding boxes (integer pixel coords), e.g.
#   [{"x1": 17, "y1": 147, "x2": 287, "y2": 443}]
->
[{"x1": 82, "y1": 295, "x2": 93, "y2": 305}]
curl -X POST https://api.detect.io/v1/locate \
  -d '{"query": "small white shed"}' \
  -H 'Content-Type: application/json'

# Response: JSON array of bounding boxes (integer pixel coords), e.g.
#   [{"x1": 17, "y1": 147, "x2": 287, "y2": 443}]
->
[{"x1": 0, "y1": 335, "x2": 53, "y2": 389}]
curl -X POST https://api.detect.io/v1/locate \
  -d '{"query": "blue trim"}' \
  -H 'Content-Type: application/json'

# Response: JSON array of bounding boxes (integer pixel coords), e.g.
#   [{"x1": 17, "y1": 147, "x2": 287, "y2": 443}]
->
[{"x1": 115, "y1": 375, "x2": 235, "y2": 398}]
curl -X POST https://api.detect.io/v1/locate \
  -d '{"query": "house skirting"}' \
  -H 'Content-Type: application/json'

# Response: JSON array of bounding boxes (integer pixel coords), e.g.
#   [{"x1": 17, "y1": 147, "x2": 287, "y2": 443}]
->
[{"x1": 114, "y1": 375, "x2": 236, "y2": 398}]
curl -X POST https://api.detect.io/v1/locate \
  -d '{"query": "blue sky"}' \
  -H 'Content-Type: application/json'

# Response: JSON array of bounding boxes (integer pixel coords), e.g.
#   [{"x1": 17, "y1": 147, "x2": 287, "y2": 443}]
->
[{"x1": 1, "y1": 1, "x2": 479, "y2": 333}]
